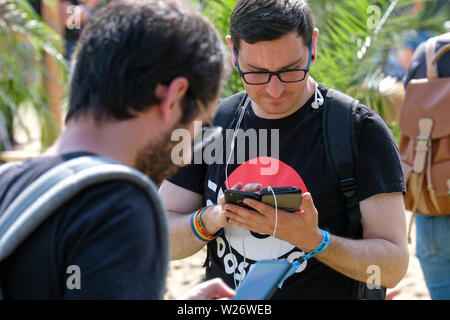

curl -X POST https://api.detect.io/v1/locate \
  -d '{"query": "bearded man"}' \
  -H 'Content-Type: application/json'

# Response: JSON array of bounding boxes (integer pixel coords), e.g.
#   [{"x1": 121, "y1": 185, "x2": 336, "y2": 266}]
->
[{"x1": 0, "y1": 0, "x2": 234, "y2": 300}]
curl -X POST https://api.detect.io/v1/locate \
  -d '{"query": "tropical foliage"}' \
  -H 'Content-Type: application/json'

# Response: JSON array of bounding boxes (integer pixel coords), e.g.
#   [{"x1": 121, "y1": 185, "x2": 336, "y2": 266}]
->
[
  {"x1": 0, "y1": 0, "x2": 67, "y2": 151},
  {"x1": 193, "y1": 0, "x2": 244, "y2": 98},
  {"x1": 309, "y1": 0, "x2": 448, "y2": 128},
  {"x1": 192, "y1": 0, "x2": 449, "y2": 139}
]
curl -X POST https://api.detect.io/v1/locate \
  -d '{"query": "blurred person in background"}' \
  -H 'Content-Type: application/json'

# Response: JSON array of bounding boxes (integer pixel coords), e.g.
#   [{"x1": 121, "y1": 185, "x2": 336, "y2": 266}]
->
[
  {"x1": 403, "y1": 32, "x2": 450, "y2": 300},
  {"x1": 385, "y1": 0, "x2": 448, "y2": 80},
  {"x1": 59, "y1": 0, "x2": 102, "y2": 60}
]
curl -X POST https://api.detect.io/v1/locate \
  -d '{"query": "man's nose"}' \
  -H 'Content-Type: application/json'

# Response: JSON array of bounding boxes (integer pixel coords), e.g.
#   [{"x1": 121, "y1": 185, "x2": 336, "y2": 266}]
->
[{"x1": 265, "y1": 74, "x2": 284, "y2": 99}]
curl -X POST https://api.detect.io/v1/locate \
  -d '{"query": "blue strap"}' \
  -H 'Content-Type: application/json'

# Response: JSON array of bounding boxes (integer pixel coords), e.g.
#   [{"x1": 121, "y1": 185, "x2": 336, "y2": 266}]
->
[
  {"x1": 278, "y1": 230, "x2": 330, "y2": 289},
  {"x1": 301, "y1": 229, "x2": 330, "y2": 260}
]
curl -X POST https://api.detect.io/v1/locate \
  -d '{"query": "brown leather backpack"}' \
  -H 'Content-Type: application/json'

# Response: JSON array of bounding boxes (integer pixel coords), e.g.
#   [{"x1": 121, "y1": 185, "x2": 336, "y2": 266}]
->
[{"x1": 398, "y1": 33, "x2": 450, "y2": 242}]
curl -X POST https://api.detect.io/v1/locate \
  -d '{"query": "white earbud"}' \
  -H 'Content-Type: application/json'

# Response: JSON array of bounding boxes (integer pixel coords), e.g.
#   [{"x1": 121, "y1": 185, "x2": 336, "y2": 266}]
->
[
  {"x1": 311, "y1": 100, "x2": 319, "y2": 110},
  {"x1": 224, "y1": 96, "x2": 250, "y2": 289},
  {"x1": 311, "y1": 85, "x2": 324, "y2": 110}
]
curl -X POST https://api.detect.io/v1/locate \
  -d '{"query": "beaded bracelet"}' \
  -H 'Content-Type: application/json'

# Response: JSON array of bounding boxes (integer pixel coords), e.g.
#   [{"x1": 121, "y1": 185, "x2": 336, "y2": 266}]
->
[
  {"x1": 190, "y1": 207, "x2": 224, "y2": 242},
  {"x1": 198, "y1": 207, "x2": 224, "y2": 237}
]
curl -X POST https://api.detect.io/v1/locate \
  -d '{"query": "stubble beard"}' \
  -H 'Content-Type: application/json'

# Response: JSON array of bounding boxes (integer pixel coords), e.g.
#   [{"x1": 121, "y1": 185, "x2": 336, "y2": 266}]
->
[{"x1": 134, "y1": 127, "x2": 181, "y2": 186}]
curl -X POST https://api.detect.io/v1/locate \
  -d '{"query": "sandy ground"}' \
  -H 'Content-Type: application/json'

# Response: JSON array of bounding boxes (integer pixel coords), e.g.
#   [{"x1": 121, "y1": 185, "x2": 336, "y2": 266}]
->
[{"x1": 164, "y1": 210, "x2": 431, "y2": 300}]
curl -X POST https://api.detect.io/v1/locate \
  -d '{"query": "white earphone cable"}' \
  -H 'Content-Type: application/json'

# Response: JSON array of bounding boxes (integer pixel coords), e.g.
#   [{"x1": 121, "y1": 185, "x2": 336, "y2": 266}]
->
[
  {"x1": 224, "y1": 96, "x2": 249, "y2": 289},
  {"x1": 225, "y1": 97, "x2": 249, "y2": 189},
  {"x1": 223, "y1": 86, "x2": 323, "y2": 288},
  {"x1": 267, "y1": 186, "x2": 283, "y2": 260}
]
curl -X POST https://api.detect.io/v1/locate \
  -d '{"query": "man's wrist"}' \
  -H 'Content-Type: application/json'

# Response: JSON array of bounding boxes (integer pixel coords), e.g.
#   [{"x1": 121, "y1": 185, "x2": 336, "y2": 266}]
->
[
  {"x1": 201, "y1": 205, "x2": 222, "y2": 236},
  {"x1": 302, "y1": 228, "x2": 325, "y2": 253}
]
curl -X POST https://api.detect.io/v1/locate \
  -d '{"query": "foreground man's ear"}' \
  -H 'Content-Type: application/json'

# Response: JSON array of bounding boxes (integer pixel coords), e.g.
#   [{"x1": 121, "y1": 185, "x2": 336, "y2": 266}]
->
[
  {"x1": 225, "y1": 35, "x2": 239, "y2": 70},
  {"x1": 154, "y1": 77, "x2": 189, "y2": 123}
]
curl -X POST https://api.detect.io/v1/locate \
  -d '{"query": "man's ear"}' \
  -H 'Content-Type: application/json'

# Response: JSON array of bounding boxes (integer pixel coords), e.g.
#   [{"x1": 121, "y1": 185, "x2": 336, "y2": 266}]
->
[
  {"x1": 311, "y1": 28, "x2": 319, "y2": 63},
  {"x1": 226, "y1": 35, "x2": 238, "y2": 70},
  {"x1": 154, "y1": 77, "x2": 189, "y2": 124}
]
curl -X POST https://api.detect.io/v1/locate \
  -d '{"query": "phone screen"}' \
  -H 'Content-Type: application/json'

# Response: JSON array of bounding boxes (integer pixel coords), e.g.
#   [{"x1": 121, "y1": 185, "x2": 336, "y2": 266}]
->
[
  {"x1": 232, "y1": 259, "x2": 292, "y2": 300},
  {"x1": 224, "y1": 188, "x2": 302, "y2": 212}
]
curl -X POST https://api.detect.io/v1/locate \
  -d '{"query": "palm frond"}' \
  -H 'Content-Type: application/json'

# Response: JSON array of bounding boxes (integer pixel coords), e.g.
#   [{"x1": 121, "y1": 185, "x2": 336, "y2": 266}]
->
[
  {"x1": 191, "y1": 0, "x2": 244, "y2": 97},
  {"x1": 0, "y1": 0, "x2": 68, "y2": 151}
]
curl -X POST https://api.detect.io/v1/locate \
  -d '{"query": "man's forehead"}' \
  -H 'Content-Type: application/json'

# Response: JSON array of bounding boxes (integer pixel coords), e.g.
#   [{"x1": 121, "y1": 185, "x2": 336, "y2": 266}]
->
[{"x1": 238, "y1": 34, "x2": 308, "y2": 71}]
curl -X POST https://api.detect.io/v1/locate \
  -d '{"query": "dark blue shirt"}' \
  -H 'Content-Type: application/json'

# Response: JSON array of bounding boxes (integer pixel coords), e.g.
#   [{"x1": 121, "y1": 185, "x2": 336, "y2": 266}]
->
[{"x1": 0, "y1": 152, "x2": 165, "y2": 299}]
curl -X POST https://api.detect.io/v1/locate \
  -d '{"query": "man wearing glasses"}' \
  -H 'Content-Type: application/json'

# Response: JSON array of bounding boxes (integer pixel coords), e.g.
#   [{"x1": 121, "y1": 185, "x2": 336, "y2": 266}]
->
[{"x1": 160, "y1": 0, "x2": 409, "y2": 299}]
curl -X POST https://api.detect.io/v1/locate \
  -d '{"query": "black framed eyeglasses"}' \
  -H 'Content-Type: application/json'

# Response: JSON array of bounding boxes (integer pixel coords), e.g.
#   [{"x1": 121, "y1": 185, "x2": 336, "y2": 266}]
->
[{"x1": 233, "y1": 37, "x2": 313, "y2": 85}]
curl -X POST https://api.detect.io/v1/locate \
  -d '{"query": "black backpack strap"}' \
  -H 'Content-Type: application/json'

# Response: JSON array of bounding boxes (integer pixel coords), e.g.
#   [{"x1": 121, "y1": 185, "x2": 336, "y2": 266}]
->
[
  {"x1": 213, "y1": 91, "x2": 248, "y2": 129},
  {"x1": 322, "y1": 89, "x2": 387, "y2": 300},
  {"x1": 322, "y1": 88, "x2": 362, "y2": 239}
]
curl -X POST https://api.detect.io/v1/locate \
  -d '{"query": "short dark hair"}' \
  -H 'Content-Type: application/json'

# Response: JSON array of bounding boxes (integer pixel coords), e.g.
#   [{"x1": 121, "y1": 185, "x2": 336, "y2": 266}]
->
[
  {"x1": 230, "y1": 0, "x2": 314, "y2": 53},
  {"x1": 67, "y1": 0, "x2": 227, "y2": 123}
]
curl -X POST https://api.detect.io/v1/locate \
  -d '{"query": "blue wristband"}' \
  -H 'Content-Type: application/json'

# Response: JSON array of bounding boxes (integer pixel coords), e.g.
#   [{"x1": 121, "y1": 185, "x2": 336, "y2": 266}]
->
[
  {"x1": 277, "y1": 229, "x2": 330, "y2": 289},
  {"x1": 301, "y1": 229, "x2": 330, "y2": 261}
]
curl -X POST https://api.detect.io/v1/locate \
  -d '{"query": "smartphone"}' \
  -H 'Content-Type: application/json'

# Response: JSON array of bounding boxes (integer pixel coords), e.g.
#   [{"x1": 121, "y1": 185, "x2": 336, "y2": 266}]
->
[
  {"x1": 233, "y1": 259, "x2": 292, "y2": 300},
  {"x1": 259, "y1": 187, "x2": 302, "y2": 212},
  {"x1": 224, "y1": 187, "x2": 302, "y2": 212},
  {"x1": 224, "y1": 189, "x2": 260, "y2": 210}
]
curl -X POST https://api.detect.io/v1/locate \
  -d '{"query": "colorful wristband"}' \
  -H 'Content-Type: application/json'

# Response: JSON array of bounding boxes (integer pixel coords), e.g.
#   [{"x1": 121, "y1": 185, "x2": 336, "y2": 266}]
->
[
  {"x1": 190, "y1": 207, "x2": 223, "y2": 242},
  {"x1": 191, "y1": 207, "x2": 213, "y2": 241},
  {"x1": 198, "y1": 207, "x2": 224, "y2": 237}
]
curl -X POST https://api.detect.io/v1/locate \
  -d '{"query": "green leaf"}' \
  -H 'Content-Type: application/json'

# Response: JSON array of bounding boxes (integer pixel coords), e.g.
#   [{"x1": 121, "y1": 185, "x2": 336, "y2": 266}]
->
[{"x1": 0, "y1": 0, "x2": 68, "y2": 150}]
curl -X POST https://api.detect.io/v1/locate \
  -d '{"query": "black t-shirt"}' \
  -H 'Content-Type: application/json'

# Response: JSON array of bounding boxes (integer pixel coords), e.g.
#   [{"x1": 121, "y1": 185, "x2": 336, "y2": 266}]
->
[
  {"x1": 168, "y1": 84, "x2": 406, "y2": 299},
  {"x1": 0, "y1": 152, "x2": 166, "y2": 299}
]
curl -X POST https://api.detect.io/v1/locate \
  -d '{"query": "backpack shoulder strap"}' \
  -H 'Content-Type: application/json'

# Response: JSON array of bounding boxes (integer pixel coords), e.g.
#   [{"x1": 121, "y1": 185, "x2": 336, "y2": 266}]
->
[
  {"x1": 0, "y1": 156, "x2": 169, "y2": 298},
  {"x1": 426, "y1": 36, "x2": 439, "y2": 79},
  {"x1": 322, "y1": 88, "x2": 361, "y2": 239},
  {"x1": 0, "y1": 162, "x2": 21, "y2": 177},
  {"x1": 213, "y1": 91, "x2": 248, "y2": 129},
  {"x1": 322, "y1": 89, "x2": 387, "y2": 300}
]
